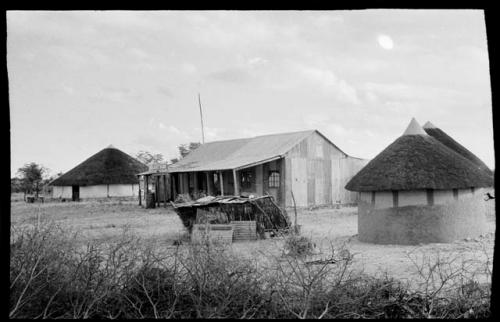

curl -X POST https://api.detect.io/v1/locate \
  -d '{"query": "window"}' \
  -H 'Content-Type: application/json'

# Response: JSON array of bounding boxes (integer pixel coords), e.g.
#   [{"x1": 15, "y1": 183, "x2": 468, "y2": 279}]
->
[
  {"x1": 268, "y1": 171, "x2": 280, "y2": 188},
  {"x1": 241, "y1": 171, "x2": 253, "y2": 189},
  {"x1": 213, "y1": 173, "x2": 219, "y2": 185}
]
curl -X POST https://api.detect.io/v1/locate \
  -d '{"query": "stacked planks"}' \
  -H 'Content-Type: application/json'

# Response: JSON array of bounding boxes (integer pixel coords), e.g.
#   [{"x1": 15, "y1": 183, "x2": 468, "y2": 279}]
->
[
  {"x1": 231, "y1": 220, "x2": 257, "y2": 241},
  {"x1": 191, "y1": 224, "x2": 234, "y2": 244}
]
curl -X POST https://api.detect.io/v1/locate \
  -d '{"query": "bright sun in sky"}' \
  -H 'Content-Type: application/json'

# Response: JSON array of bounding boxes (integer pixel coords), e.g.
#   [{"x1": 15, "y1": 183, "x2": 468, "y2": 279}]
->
[{"x1": 377, "y1": 34, "x2": 394, "y2": 50}]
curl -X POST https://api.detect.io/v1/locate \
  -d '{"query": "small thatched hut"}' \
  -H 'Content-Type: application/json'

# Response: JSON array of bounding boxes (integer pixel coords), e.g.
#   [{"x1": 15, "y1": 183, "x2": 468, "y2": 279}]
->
[
  {"x1": 50, "y1": 145, "x2": 148, "y2": 200},
  {"x1": 345, "y1": 118, "x2": 493, "y2": 245}
]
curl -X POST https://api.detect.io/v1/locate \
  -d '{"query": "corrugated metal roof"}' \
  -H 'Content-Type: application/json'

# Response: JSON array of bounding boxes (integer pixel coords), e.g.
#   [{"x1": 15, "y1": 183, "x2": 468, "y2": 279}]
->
[
  {"x1": 137, "y1": 170, "x2": 169, "y2": 176},
  {"x1": 169, "y1": 130, "x2": 317, "y2": 172}
]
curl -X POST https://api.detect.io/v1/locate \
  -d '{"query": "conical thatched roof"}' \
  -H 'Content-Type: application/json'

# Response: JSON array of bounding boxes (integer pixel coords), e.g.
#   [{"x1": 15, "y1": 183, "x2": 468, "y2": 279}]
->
[
  {"x1": 50, "y1": 146, "x2": 148, "y2": 186},
  {"x1": 345, "y1": 118, "x2": 493, "y2": 192},
  {"x1": 422, "y1": 121, "x2": 493, "y2": 177}
]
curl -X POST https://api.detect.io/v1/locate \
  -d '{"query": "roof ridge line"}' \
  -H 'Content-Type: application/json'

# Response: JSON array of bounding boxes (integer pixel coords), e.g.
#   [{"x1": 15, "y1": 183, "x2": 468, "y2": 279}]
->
[{"x1": 201, "y1": 129, "x2": 315, "y2": 145}]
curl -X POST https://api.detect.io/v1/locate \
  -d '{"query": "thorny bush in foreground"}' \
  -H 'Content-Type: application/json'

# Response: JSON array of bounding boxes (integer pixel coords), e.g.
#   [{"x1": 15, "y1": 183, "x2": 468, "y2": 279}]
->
[{"x1": 10, "y1": 222, "x2": 491, "y2": 319}]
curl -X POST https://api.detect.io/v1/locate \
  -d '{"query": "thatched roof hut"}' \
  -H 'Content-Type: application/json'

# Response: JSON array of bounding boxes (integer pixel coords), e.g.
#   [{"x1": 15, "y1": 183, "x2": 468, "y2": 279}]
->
[
  {"x1": 422, "y1": 121, "x2": 493, "y2": 177},
  {"x1": 345, "y1": 118, "x2": 491, "y2": 245},
  {"x1": 345, "y1": 119, "x2": 493, "y2": 192},
  {"x1": 51, "y1": 146, "x2": 148, "y2": 186},
  {"x1": 50, "y1": 145, "x2": 148, "y2": 200}
]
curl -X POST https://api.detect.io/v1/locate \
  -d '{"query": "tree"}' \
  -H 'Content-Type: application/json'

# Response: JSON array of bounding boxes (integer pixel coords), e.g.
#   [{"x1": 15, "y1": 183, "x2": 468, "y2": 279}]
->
[
  {"x1": 16, "y1": 163, "x2": 49, "y2": 199},
  {"x1": 170, "y1": 158, "x2": 179, "y2": 164},
  {"x1": 11, "y1": 178, "x2": 23, "y2": 193},
  {"x1": 177, "y1": 142, "x2": 201, "y2": 159},
  {"x1": 136, "y1": 151, "x2": 165, "y2": 166}
]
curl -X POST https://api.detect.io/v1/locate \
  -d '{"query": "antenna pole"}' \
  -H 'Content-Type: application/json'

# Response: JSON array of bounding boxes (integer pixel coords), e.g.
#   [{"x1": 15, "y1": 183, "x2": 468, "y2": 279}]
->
[{"x1": 198, "y1": 93, "x2": 205, "y2": 144}]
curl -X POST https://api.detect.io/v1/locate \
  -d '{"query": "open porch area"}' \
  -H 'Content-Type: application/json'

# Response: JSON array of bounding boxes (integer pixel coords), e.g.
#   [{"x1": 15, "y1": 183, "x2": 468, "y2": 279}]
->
[{"x1": 170, "y1": 158, "x2": 286, "y2": 206}]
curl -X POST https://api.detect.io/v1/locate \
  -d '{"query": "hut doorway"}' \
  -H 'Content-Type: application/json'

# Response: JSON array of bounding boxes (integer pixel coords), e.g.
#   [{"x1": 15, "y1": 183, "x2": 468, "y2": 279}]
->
[{"x1": 72, "y1": 185, "x2": 80, "y2": 201}]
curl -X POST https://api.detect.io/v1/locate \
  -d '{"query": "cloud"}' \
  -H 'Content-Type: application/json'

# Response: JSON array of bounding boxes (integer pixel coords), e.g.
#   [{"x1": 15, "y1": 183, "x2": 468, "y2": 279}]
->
[
  {"x1": 157, "y1": 86, "x2": 174, "y2": 98},
  {"x1": 133, "y1": 135, "x2": 167, "y2": 151},
  {"x1": 291, "y1": 63, "x2": 361, "y2": 104},
  {"x1": 7, "y1": 11, "x2": 494, "y2": 172},
  {"x1": 304, "y1": 113, "x2": 331, "y2": 128},
  {"x1": 207, "y1": 55, "x2": 269, "y2": 84},
  {"x1": 62, "y1": 85, "x2": 75, "y2": 95},
  {"x1": 46, "y1": 84, "x2": 76, "y2": 96},
  {"x1": 20, "y1": 52, "x2": 36, "y2": 62},
  {"x1": 166, "y1": 125, "x2": 182, "y2": 135},
  {"x1": 87, "y1": 11, "x2": 164, "y2": 32},
  {"x1": 159, "y1": 124, "x2": 190, "y2": 139},
  {"x1": 88, "y1": 87, "x2": 142, "y2": 103},
  {"x1": 45, "y1": 45, "x2": 89, "y2": 68},
  {"x1": 327, "y1": 123, "x2": 349, "y2": 136},
  {"x1": 131, "y1": 62, "x2": 156, "y2": 71},
  {"x1": 127, "y1": 47, "x2": 157, "y2": 71},
  {"x1": 87, "y1": 48, "x2": 111, "y2": 65},
  {"x1": 128, "y1": 47, "x2": 150, "y2": 60},
  {"x1": 312, "y1": 14, "x2": 345, "y2": 27},
  {"x1": 204, "y1": 128, "x2": 219, "y2": 141},
  {"x1": 180, "y1": 62, "x2": 198, "y2": 75},
  {"x1": 190, "y1": 126, "x2": 257, "y2": 142},
  {"x1": 456, "y1": 45, "x2": 488, "y2": 63},
  {"x1": 208, "y1": 67, "x2": 252, "y2": 83},
  {"x1": 247, "y1": 56, "x2": 268, "y2": 67},
  {"x1": 187, "y1": 12, "x2": 275, "y2": 49},
  {"x1": 361, "y1": 82, "x2": 472, "y2": 107}
]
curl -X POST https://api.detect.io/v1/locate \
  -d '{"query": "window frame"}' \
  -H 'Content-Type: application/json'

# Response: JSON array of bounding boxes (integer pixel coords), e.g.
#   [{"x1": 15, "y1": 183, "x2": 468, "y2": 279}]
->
[{"x1": 268, "y1": 170, "x2": 280, "y2": 188}]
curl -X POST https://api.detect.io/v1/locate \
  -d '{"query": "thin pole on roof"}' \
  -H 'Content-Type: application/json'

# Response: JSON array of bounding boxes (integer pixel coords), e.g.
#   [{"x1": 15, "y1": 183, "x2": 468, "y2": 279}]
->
[{"x1": 198, "y1": 93, "x2": 205, "y2": 144}]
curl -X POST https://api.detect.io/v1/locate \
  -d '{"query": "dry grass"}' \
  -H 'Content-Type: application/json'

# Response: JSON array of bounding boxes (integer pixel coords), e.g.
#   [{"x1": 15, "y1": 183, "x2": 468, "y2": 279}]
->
[{"x1": 10, "y1": 199, "x2": 185, "y2": 245}]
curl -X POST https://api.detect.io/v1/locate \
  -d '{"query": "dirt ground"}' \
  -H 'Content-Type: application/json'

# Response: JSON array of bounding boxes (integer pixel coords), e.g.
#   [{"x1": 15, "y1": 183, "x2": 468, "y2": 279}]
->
[{"x1": 10, "y1": 196, "x2": 495, "y2": 288}]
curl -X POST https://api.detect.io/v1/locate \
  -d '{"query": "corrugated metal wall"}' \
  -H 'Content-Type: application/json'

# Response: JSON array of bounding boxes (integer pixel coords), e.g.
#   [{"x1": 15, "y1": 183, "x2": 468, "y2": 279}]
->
[
  {"x1": 333, "y1": 157, "x2": 369, "y2": 204},
  {"x1": 285, "y1": 132, "x2": 369, "y2": 207}
]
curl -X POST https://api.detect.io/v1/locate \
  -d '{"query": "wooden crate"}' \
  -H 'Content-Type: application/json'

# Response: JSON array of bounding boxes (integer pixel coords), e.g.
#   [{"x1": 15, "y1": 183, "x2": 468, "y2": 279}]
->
[
  {"x1": 191, "y1": 224, "x2": 233, "y2": 244},
  {"x1": 231, "y1": 221, "x2": 257, "y2": 241}
]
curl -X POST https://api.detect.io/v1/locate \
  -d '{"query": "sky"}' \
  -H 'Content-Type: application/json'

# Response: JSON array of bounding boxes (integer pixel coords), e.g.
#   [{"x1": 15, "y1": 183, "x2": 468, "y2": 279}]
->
[{"x1": 8, "y1": 10, "x2": 494, "y2": 177}]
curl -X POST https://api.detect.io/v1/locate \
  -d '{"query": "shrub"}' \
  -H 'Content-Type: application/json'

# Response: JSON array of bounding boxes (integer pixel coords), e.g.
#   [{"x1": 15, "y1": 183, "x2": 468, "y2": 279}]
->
[
  {"x1": 121, "y1": 266, "x2": 182, "y2": 318},
  {"x1": 283, "y1": 234, "x2": 314, "y2": 256},
  {"x1": 10, "y1": 222, "x2": 491, "y2": 319},
  {"x1": 176, "y1": 241, "x2": 271, "y2": 318},
  {"x1": 10, "y1": 223, "x2": 76, "y2": 318}
]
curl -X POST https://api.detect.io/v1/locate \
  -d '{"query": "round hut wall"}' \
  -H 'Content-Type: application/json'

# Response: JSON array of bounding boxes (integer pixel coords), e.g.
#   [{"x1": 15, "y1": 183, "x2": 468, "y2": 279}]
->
[
  {"x1": 52, "y1": 184, "x2": 140, "y2": 198},
  {"x1": 357, "y1": 188, "x2": 490, "y2": 245}
]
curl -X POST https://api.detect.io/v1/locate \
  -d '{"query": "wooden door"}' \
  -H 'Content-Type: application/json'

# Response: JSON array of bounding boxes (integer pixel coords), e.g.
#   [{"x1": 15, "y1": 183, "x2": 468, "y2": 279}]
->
[{"x1": 267, "y1": 170, "x2": 281, "y2": 203}]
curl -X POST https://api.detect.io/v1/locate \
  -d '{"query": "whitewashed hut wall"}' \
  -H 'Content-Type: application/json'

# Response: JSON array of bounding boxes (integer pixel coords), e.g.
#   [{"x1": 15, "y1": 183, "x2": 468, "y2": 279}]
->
[{"x1": 52, "y1": 186, "x2": 72, "y2": 199}]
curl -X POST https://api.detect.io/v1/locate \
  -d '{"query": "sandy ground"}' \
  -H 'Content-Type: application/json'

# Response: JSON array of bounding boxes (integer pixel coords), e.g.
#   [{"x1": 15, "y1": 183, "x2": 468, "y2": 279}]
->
[{"x1": 11, "y1": 196, "x2": 495, "y2": 289}]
